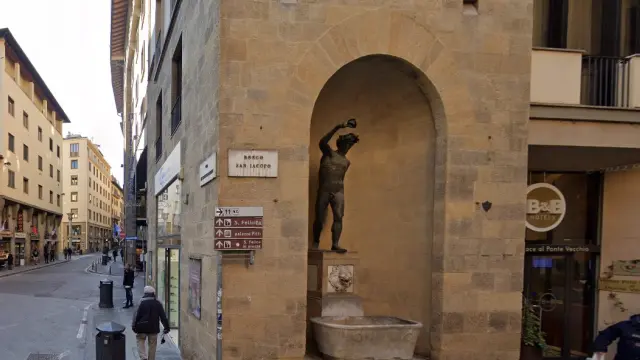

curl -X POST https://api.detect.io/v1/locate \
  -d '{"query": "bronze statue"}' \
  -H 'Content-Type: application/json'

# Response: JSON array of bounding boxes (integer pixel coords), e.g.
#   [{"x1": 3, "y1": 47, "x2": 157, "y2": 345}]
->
[{"x1": 312, "y1": 119, "x2": 359, "y2": 253}]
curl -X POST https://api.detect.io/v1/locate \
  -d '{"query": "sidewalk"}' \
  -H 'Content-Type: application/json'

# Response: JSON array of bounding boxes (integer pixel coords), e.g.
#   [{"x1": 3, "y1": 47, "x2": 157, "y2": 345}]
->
[
  {"x1": 87, "y1": 256, "x2": 126, "y2": 276},
  {"x1": 0, "y1": 257, "x2": 70, "y2": 278},
  {"x1": 86, "y1": 266, "x2": 181, "y2": 360}
]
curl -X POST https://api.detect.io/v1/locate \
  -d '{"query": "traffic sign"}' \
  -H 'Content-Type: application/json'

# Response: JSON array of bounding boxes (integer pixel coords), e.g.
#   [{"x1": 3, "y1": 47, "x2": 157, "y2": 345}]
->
[
  {"x1": 215, "y1": 207, "x2": 263, "y2": 217},
  {"x1": 214, "y1": 207, "x2": 263, "y2": 251}
]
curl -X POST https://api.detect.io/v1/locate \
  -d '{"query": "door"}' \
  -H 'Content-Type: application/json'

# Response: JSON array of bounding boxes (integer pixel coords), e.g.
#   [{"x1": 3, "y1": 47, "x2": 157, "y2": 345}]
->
[
  {"x1": 156, "y1": 247, "x2": 180, "y2": 329},
  {"x1": 524, "y1": 253, "x2": 597, "y2": 359}
]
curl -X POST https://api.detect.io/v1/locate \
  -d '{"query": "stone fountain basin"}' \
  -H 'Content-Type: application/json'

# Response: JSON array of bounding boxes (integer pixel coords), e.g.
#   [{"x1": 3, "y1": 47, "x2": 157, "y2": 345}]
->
[{"x1": 311, "y1": 316, "x2": 422, "y2": 360}]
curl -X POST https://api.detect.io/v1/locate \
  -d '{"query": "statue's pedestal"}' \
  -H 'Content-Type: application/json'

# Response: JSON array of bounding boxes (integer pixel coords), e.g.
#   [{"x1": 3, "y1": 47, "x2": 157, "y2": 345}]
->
[{"x1": 306, "y1": 250, "x2": 362, "y2": 352}]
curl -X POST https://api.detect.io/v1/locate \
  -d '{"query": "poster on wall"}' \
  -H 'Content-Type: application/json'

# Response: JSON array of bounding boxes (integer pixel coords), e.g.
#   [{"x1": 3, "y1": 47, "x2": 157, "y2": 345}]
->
[
  {"x1": 189, "y1": 258, "x2": 202, "y2": 319},
  {"x1": 612, "y1": 260, "x2": 640, "y2": 276},
  {"x1": 600, "y1": 278, "x2": 640, "y2": 293}
]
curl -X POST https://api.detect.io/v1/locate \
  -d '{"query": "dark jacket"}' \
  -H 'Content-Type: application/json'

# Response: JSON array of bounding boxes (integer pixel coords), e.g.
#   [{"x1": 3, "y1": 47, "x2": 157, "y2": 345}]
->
[
  {"x1": 7, "y1": 254, "x2": 13, "y2": 266},
  {"x1": 123, "y1": 269, "x2": 135, "y2": 287},
  {"x1": 132, "y1": 294, "x2": 169, "y2": 334},
  {"x1": 594, "y1": 315, "x2": 640, "y2": 359}
]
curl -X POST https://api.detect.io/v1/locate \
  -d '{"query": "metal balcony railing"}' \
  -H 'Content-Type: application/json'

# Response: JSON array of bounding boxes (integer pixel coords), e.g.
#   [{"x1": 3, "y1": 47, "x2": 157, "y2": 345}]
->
[
  {"x1": 155, "y1": 137, "x2": 162, "y2": 161},
  {"x1": 581, "y1": 56, "x2": 631, "y2": 107},
  {"x1": 171, "y1": 96, "x2": 181, "y2": 134}
]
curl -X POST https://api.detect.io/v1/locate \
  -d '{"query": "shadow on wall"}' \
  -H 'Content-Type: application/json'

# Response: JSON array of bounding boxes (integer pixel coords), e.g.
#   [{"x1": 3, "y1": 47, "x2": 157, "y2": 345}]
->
[{"x1": 307, "y1": 54, "x2": 437, "y2": 354}]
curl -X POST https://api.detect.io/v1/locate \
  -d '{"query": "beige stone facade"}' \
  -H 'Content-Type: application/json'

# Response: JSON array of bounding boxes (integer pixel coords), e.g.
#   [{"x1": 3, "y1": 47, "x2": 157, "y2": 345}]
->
[
  {"x1": 61, "y1": 135, "x2": 113, "y2": 252},
  {"x1": 117, "y1": 0, "x2": 535, "y2": 359},
  {"x1": 0, "y1": 28, "x2": 70, "y2": 263}
]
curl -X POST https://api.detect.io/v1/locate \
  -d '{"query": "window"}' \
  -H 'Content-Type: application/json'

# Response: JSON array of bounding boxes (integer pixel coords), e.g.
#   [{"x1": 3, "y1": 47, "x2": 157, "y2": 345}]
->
[
  {"x1": 71, "y1": 160, "x2": 78, "y2": 169},
  {"x1": 49, "y1": 164, "x2": 53, "y2": 178},
  {"x1": 57, "y1": 170, "x2": 60, "y2": 182},
  {"x1": 23, "y1": 111, "x2": 28, "y2": 129},
  {"x1": 57, "y1": 145, "x2": 60, "y2": 158},
  {"x1": 71, "y1": 175, "x2": 78, "y2": 185},
  {"x1": 7, "y1": 170, "x2": 15, "y2": 188},
  {"x1": 23, "y1": 177, "x2": 29, "y2": 194},
  {"x1": 70, "y1": 192, "x2": 78, "y2": 202},
  {"x1": 49, "y1": 138, "x2": 53, "y2": 151},
  {"x1": 7, "y1": 97, "x2": 14, "y2": 116},
  {"x1": 38, "y1": 185, "x2": 43, "y2": 199},
  {"x1": 38, "y1": 127, "x2": 42, "y2": 141},
  {"x1": 70, "y1": 143, "x2": 79, "y2": 156},
  {"x1": 38, "y1": 156, "x2": 43, "y2": 171},
  {"x1": 89, "y1": 194, "x2": 92, "y2": 204},
  {"x1": 49, "y1": 191, "x2": 53, "y2": 204},
  {"x1": 155, "y1": 92, "x2": 163, "y2": 161},
  {"x1": 88, "y1": 210, "x2": 92, "y2": 219},
  {"x1": 8, "y1": 133, "x2": 14, "y2": 152},
  {"x1": 57, "y1": 194, "x2": 60, "y2": 206},
  {"x1": 171, "y1": 38, "x2": 182, "y2": 134},
  {"x1": 23, "y1": 144, "x2": 29, "y2": 161}
]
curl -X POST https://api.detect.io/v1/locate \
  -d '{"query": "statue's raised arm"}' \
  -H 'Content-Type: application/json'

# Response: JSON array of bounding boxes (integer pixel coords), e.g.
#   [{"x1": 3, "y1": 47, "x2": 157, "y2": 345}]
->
[{"x1": 319, "y1": 124, "x2": 345, "y2": 156}]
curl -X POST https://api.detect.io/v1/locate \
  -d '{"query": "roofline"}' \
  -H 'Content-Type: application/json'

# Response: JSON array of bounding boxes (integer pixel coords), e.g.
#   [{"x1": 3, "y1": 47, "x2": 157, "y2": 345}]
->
[
  {"x1": 0, "y1": 28, "x2": 71, "y2": 123},
  {"x1": 110, "y1": 0, "x2": 129, "y2": 115}
]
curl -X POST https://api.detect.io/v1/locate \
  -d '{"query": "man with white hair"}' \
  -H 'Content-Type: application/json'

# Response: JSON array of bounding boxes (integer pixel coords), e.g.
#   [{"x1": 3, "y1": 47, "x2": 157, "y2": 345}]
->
[{"x1": 132, "y1": 286, "x2": 170, "y2": 360}]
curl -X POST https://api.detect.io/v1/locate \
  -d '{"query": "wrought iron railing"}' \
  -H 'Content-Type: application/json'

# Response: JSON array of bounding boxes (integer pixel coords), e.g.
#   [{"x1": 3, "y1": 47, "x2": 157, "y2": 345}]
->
[
  {"x1": 171, "y1": 96, "x2": 181, "y2": 134},
  {"x1": 581, "y1": 56, "x2": 631, "y2": 107}
]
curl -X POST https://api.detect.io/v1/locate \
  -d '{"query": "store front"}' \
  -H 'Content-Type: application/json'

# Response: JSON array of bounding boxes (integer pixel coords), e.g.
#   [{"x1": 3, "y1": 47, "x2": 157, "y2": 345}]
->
[
  {"x1": 524, "y1": 172, "x2": 602, "y2": 359},
  {"x1": 0, "y1": 229, "x2": 12, "y2": 269},
  {"x1": 14, "y1": 233, "x2": 26, "y2": 266},
  {"x1": 153, "y1": 143, "x2": 182, "y2": 343}
]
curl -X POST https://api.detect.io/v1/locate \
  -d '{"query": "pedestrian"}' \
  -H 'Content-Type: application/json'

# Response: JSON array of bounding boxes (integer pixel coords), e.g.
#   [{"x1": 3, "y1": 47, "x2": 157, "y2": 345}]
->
[
  {"x1": 32, "y1": 248, "x2": 39, "y2": 265},
  {"x1": 43, "y1": 244, "x2": 49, "y2": 264},
  {"x1": 120, "y1": 248, "x2": 124, "y2": 262},
  {"x1": 113, "y1": 248, "x2": 118, "y2": 263},
  {"x1": 132, "y1": 286, "x2": 170, "y2": 360},
  {"x1": 592, "y1": 314, "x2": 640, "y2": 359},
  {"x1": 49, "y1": 248, "x2": 55, "y2": 262},
  {"x1": 7, "y1": 252, "x2": 13, "y2": 270},
  {"x1": 123, "y1": 264, "x2": 135, "y2": 308}
]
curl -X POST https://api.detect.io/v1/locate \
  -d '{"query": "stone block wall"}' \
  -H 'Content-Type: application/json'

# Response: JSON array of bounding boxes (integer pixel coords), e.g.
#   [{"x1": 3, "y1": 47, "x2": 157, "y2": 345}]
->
[{"x1": 145, "y1": 0, "x2": 533, "y2": 359}]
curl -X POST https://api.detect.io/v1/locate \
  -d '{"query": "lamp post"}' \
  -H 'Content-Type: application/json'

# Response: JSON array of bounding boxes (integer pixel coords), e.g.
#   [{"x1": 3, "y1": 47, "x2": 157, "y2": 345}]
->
[{"x1": 67, "y1": 212, "x2": 73, "y2": 252}]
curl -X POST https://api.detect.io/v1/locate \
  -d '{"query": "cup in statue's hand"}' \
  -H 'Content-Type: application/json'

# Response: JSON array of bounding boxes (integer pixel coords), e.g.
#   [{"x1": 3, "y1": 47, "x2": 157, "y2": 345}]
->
[{"x1": 346, "y1": 118, "x2": 357, "y2": 128}]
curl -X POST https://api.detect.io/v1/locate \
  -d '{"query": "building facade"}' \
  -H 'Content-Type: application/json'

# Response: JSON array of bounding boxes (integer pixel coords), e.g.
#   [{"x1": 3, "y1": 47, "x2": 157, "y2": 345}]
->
[
  {"x1": 110, "y1": 0, "x2": 150, "y2": 265},
  {"x1": 61, "y1": 135, "x2": 113, "y2": 252},
  {"x1": 111, "y1": 0, "x2": 640, "y2": 360},
  {"x1": 111, "y1": 175, "x2": 124, "y2": 243},
  {"x1": 0, "y1": 28, "x2": 69, "y2": 265}
]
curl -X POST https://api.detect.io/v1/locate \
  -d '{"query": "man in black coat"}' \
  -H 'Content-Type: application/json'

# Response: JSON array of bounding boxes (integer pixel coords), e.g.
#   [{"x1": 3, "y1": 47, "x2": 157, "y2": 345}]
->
[
  {"x1": 593, "y1": 314, "x2": 640, "y2": 359},
  {"x1": 132, "y1": 286, "x2": 170, "y2": 360},
  {"x1": 123, "y1": 263, "x2": 135, "y2": 308}
]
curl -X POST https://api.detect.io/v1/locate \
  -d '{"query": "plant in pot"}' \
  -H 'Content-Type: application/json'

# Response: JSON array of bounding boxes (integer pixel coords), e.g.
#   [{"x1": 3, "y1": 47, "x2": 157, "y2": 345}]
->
[{"x1": 521, "y1": 298, "x2": 546, "y2": 360}]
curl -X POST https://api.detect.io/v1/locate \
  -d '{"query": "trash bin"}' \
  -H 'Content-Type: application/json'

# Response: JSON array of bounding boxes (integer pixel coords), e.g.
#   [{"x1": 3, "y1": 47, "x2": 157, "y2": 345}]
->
[
  {"x1": 95, "y1": 321, "x2": 126, "y2": 360},
  {"x1": 99, "y1": 279, "x2": 114, "y2": 308},
  {"x1": 102, "y1": 254, "x2": 109, "y2": 266}
]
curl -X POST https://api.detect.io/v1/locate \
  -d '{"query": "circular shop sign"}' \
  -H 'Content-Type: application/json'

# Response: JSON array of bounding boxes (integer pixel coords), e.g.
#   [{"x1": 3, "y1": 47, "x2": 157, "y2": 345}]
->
[{"x1": 526, "y1": 183, "x2": 566, "y2": 233}]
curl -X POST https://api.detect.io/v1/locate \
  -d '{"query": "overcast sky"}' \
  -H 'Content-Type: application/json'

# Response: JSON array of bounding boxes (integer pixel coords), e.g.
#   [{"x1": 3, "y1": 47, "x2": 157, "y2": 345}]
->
[{"x1": 0, "y1": 0, "x2": 124, "y2": 183}]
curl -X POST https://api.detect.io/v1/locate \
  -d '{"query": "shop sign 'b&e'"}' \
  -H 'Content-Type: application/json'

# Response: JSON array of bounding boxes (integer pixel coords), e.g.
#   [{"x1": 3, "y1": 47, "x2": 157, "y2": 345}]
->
[{"x1": 526, "y1": 183, "x2": 566, "y2": 233}]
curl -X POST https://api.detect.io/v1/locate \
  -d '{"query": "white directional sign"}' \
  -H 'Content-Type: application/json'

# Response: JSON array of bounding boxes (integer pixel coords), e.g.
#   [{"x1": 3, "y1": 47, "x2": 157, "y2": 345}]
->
[{"x1": 215, "y1": 207, "x2": 263, "y2": 217}]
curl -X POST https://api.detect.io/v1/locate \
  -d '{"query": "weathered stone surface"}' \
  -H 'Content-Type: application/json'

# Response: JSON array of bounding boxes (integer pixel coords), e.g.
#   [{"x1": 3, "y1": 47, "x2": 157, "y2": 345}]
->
[{"x1": 144, "y1": 0, "x2": 532, "y2": 359}]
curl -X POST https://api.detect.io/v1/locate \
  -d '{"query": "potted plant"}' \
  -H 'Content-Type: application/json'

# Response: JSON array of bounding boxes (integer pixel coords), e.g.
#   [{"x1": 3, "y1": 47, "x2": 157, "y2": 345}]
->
[{"x1": 521, "y1": 298, "x2": 546, "y2": 360}]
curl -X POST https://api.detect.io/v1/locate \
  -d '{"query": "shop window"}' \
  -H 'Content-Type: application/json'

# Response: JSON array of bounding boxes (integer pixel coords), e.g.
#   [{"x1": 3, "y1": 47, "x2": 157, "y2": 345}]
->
[{"x1": 156, "y1": 180, "x2": 181, "y2": 237}]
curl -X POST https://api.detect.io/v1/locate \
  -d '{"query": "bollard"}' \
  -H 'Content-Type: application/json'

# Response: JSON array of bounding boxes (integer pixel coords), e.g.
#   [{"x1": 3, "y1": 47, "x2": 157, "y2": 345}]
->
[
  {"x1": 98, "y1": 279, "x2": 114, "y2": 308},
  {"x1": 109, "y1": 265, "x2": 112, "y2": 275},
  {"x1": 95, "y1": 321, "x2": 126, "y2": 360}
]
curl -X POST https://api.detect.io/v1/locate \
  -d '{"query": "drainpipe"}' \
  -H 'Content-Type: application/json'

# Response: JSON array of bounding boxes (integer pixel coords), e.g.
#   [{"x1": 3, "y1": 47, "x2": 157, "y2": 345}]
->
[{"x1": 216, "y1": 252, "x2": 222, "y2": 360}]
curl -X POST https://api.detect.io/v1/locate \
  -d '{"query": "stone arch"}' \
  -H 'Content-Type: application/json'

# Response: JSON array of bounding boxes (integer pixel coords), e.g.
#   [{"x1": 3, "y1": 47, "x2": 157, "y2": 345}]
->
[{"x1": 292, "y1": 8, "x2": 475, "y2": 356}]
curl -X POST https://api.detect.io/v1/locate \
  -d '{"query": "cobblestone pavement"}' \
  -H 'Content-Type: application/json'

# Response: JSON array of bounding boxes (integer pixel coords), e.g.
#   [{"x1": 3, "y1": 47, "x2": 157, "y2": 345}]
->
[{"x1": 0, "y1": 255, "x2": 181, "y2": 360}]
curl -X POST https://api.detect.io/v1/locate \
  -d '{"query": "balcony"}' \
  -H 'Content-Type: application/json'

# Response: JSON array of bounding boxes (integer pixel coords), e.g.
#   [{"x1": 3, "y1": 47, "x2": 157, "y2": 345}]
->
[{"x1": 531, "y1": 48, "x2": 640, "y2": 108}]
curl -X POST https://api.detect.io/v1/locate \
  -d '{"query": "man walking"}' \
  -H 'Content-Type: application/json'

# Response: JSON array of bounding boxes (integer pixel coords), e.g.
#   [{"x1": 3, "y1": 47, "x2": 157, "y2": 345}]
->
[
  {"x1": 123, "y1": 264, "x2": 135, "y2": 308},
  {"x1": 132, "y1": 286, "x2": 170, "y2": 360}
]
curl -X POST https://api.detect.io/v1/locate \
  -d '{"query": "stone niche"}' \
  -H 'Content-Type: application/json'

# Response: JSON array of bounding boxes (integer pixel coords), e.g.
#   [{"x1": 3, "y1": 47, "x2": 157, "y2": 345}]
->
[{"x1": 307, "y1": 55, "x2": 435, "y2": 353}]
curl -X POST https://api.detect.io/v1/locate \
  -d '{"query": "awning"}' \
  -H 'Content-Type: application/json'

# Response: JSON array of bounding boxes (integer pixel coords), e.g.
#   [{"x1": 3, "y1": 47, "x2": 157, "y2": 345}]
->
[{"x1": 529, "y1": 145, "x2": 640, "y2": 172}]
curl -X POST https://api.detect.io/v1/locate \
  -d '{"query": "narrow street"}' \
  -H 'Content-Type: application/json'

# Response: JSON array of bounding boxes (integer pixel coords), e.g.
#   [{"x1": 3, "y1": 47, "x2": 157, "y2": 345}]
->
[{"x1": 0, "y1": 255, "x2": 180, "y2": 360}]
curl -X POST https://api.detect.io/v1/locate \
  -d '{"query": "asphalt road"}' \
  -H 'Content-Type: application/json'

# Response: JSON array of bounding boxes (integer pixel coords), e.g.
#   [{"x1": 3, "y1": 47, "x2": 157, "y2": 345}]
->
[{"x1": 0, "y1": 255, "x2": 105, "y2": 360}]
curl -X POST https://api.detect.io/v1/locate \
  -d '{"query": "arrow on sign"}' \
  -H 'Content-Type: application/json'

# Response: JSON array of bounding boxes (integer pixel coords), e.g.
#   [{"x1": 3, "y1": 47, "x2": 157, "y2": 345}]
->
[
  {"x1": 215, "y1": 218, "x2": 223, "y2": 226},
  {"x1": 215, "y1": 229, "x2": 224, "y2": 237},
  {"x1": 216, "y1": 208, "x2": 224, "y2": 216},
  {"x1": 215, "y1": 241, "x2": 223, "y2": 248}
]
